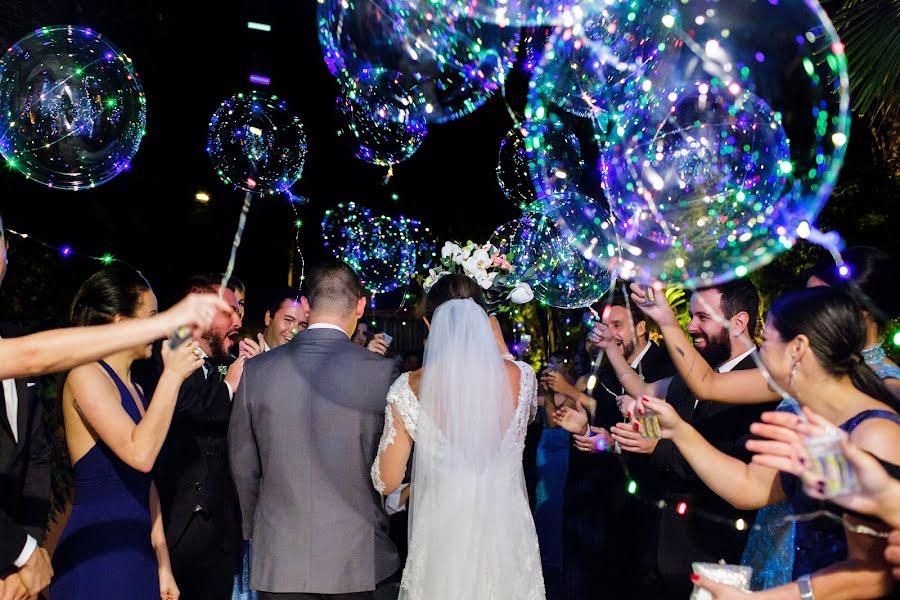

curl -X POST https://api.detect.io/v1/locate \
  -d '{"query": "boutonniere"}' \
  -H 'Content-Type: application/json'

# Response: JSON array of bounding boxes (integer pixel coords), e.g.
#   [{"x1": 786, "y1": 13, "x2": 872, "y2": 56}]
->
[{"x1": 217, "y1": 365, "x2": 228, "y2": 381}]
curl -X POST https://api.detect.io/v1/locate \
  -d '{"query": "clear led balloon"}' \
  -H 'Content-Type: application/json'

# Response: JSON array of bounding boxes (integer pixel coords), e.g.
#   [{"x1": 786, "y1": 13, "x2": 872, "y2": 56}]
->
[
  {"x1": 508, "y1": 191, "x2": 615, "y2": 309},
  {"x1": 0, "y1": 26, "x2": 146, "y2": 190},
  {"x1": 404, "y1": 217, "x2": 439, "y2": 272},
  {"x1": 601, "y1": 81, "x2": 792, "y2": 285},
  {"x1": 318, "y1": 0, "x2": 519, "y2": 122},
  {"x1": 207, "y1": 92, "x2": 307, "y2": 195},
  {"x1": 527, "y1": 0, "x2": 850, "y2": 286},
  {"x1": 337, "y1": 69, "x2": 427, "y2": 169},
  {"x1": 528, "y1": 1, "x2": 680, "y2": 120},
  {"x1": 322, "y1": 202, "x2": 417, "y2": 293},
  {"x1": 451, "y1": 0, "x2": 595, "y2": 27},
  {"x1": 497, "y1": 120, "x2": 583, "y2": 211}
]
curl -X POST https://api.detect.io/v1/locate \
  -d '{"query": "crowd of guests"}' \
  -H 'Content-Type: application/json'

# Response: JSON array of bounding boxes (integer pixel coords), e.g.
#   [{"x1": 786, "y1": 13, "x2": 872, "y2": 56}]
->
[
  {"x1": 527, "y1": 246, "x2": 900, "y2": 599},
  {"x1": 2, "y1": 202, "x2": 900, "y2": 600}
]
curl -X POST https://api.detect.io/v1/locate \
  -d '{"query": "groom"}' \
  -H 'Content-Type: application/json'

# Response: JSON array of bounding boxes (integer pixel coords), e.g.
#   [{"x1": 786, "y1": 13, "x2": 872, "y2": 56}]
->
[{"x1": 229, "y1": 259, "x2": 400, "y2": 599}]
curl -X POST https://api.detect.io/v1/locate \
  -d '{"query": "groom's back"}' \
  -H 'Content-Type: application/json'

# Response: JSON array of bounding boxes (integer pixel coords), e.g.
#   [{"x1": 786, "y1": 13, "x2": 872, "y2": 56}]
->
[{"x1": 231, "y1": 328, "x2": 400, "y2": 594}]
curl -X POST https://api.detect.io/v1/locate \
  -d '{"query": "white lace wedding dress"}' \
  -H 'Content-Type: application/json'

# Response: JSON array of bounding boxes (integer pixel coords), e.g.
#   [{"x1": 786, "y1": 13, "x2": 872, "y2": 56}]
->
[{"x1": 371, "y1": 358, "x2": 546, "y2": 600}]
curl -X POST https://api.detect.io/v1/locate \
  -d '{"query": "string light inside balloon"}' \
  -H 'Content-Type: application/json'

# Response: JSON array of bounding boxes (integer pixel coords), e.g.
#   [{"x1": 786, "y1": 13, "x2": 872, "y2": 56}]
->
[{"x1": 0, "y1": 25, "x2": 146, "y2": 190}]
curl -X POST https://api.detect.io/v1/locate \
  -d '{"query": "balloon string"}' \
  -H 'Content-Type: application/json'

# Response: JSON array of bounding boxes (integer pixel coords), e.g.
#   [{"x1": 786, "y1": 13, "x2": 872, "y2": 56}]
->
[
  {"x1": 287, "y1": 197, "x2": 307, "y2": 293},
  {"x1": 500, "y1": 82, "x2": 520, "y2": 126},
  {"x1": 219, "y1": 190, "x2": 254, "y2": 299}
]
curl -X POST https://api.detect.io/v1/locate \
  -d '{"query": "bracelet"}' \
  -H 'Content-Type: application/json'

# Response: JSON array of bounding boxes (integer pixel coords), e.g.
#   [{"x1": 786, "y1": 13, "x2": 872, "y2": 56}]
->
[{"x1": 797, "y1": 575, "x2": 814, "y2": 600}]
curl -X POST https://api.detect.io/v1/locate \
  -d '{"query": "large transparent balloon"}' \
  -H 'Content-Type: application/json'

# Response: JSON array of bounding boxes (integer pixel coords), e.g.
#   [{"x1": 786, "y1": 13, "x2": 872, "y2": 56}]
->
[
  {"x1": 497, "y1": 121, "x2": 583, "y2": 211},
  {"x1": 601, "y1": 81, "x2": 792, "y2": 285},
  {"x1": 322, "y1": 202, "x2": 417, "y2": 293},
  {"x1": 507, "y1": 191, "x2": 615, "y2": 309},
  {"x1": 318, "y1": 0, "x2": 519, "y2": 122},
  {"x1": 525, "y1": 0, "x2": 850, "y2": 286},
  {"x1": 336, "y1": 68, "x2": 427, "y2": 170},
  {"x1": 207, "y1": 92, "x2": 308, "y2": 195},
  {"x1": 451, "y1": 0, "x2": 605, "y2": 27},
  {"x1": 0, "y1": 26, "x2": 146, "y2": 190}
]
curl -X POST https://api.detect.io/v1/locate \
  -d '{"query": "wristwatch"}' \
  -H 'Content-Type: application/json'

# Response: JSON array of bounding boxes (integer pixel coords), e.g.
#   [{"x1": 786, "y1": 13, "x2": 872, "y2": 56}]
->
[{"x1": 797, "y1": 575, "x2": 815, "y2": 600}]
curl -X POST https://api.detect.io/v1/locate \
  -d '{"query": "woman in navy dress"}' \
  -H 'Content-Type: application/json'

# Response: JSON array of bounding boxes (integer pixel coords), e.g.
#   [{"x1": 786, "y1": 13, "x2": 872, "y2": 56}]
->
[{"x1": 51, "y1": 266, "x2": 203, "y2": 599}]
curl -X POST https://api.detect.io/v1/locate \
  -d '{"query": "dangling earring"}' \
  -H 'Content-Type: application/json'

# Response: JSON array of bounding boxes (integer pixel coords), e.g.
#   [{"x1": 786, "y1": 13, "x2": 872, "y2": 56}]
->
[{"x1": 789, "y1": 362, "x2": 799, "y2": 387}]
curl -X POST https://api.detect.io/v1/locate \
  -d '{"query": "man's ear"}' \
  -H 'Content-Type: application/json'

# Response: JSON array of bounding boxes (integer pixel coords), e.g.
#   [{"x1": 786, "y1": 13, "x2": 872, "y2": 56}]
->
[
  {"x1": 356, "y1": 296, "x2": 367, "y2": 319},
  {"x1": 300, "y1": 296, "x2": 311, "y2": 316},
  {"x1": 264, "y1": 310, "x2": 272, "y2": 327},
  {"x1": 730, "y1": 311, "x2": 750, "y2": 338},
  {"x1": 635, "y1": 320, "x2": 647, "y2": 339}
]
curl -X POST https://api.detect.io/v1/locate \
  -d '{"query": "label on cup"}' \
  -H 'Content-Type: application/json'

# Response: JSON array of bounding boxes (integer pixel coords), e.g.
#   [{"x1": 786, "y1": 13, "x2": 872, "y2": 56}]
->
[
  {"x1": 805, "y1": 434, "x2": 860, "y2": 498},
  {"x1": 638, "y1": 412, "x2": 662, "y2": 439}
]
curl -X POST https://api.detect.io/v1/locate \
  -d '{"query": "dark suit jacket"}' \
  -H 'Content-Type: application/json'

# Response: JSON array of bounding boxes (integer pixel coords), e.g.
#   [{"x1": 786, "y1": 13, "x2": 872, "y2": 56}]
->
[
  {"x1": 0, "y1": 322, "x2": 50, "y2": 570},
  {"x1": 229, "y1": 327, "x2": 400, "y2": 594},
  {"x1": 649, "y1": 353, "x2": 780, "y2": 581},
  {"x1": 132, "y1": 342, "x2": 240, "y2": 551}
]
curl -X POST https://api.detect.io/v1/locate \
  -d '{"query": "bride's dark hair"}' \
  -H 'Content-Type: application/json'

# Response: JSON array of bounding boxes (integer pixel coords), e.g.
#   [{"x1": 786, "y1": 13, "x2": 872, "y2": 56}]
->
[{"x1": 424, "y1": 274, "x2": 487, "y2": 320}]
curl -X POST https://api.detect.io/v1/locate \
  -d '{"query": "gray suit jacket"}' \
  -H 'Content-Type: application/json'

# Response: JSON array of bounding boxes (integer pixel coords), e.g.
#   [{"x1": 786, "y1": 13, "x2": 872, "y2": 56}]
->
[{"x1": 229, "y1": 326, "x2": 400, "y2": 594}]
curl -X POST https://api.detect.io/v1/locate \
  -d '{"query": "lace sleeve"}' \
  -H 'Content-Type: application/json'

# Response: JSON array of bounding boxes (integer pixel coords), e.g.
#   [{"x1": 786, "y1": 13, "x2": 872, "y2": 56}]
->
[
  {"x1": 371, "y1": 404, "x2": 396, "y2": 495},
  {"x1": 370, "y1": 375, "x2": 418, "y2": 495},
  {"x1": 514, "y1": 361, "x2": 539, "y2": 423}
]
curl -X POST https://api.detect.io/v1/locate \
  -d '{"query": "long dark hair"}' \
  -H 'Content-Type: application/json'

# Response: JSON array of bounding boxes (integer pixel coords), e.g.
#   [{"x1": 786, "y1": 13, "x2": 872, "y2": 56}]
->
[
  {"x1": 424, "y1": 274, "x2": 486, "y2": 320},
  {"x1": 769, "y1": 287, "x2": 896, "y2": 408},
  {"x1": 806, "y1": 246, "x2": 900, "y2": 335},
  {"x1": 70, "y1": 265, "x2": 152, "y2": 326}
]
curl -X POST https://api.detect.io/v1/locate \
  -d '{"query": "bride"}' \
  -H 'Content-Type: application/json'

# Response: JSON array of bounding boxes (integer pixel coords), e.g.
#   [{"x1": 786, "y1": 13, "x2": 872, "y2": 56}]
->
[{"x1": 371, "y1": 273, "x2": 545, "y2": 599}]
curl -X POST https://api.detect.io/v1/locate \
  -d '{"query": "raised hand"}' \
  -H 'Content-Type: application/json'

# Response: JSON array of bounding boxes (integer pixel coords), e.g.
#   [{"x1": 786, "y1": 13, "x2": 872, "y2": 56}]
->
[
  {"x1": 553, "y1": 403, "x2": 589, "y2": 435},
  {"x1": 585, "y1": 321, "x2": 618, "y2": 354},
  {"x1": 633, "y1": 396, "x2": 683, "y2": 439},
  {"x1": 239, "y1": 334, "x2": 265, "y2": 358},
  {"x1": 540, "y1": 370, "x2": 578, "y2": 399},
  {"x1": 366, "y1": 334, "x2": 389, "y2": 356},
  {"x1": 163, "y1": 294, "x2": 234, "y2": 342},
  {"x1": 610, "y1": 421, "x2": 659, "y2": 454},
  {"x1": 161, "y1": 340, "x2": 204, "y2": 381},
  {"x1": 628, "y1": 282, "x2": 678, "y2": 328},
  {"x1": 573, "y1": 427, "x2": 612, "y2": 453}
]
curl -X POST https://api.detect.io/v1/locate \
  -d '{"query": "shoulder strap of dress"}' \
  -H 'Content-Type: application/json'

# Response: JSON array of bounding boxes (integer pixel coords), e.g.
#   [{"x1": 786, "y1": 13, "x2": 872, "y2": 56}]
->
[{"x1": 842, "y1": 409, "x2": 900, "y2": 433}]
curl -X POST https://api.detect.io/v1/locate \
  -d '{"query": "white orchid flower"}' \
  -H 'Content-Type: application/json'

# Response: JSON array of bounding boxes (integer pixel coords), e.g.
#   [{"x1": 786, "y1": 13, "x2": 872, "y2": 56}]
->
[
  {"x1": 472, "y1": 247, "x2": 492, "y2": 269},
  {"x1": 441, "y1": 241, "x2": 461, "y2": 260}
]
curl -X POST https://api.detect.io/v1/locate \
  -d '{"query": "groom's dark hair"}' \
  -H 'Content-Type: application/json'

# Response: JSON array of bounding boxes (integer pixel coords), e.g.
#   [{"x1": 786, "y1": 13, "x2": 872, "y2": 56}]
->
[
  {"x1": 424, "y1": 274, "x2": 486, "y2": 320},
  {"x1": 305, "y1": 259, "x2": 365, "y2": 313}
]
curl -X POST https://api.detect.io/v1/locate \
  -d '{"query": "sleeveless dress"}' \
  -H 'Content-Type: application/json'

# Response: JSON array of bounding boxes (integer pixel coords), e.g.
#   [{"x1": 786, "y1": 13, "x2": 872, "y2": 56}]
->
[
  {"x1": 51, "y1": 361, "x2": 160, "y2": 599},
  {"x1": 782, "y1": 409, "x2": 900, "y2": 578},
  {"x1": 742, "y1": 344, "x2": 900, "y2": 590},
  {"x1": 371, "y1": 361, "x2": 546, "y2": 600}
]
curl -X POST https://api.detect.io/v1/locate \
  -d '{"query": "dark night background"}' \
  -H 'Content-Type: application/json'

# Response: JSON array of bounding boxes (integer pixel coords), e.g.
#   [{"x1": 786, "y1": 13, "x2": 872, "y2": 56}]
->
[{"x1": 0, "y1": 0, "x2": 897, "y2": 337}]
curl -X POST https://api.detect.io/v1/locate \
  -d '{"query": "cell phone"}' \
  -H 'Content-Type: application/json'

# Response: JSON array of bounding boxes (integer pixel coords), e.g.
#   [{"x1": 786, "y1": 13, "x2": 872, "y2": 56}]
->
[{"x1": 380, "y1": 332, "x2": 393, "y2": 346}]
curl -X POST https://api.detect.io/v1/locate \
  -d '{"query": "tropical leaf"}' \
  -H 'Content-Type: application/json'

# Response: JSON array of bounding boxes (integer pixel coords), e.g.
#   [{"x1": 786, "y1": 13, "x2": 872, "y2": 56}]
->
[{"x1": 830, "y1": 0, "x2": 900, "y2": 126}]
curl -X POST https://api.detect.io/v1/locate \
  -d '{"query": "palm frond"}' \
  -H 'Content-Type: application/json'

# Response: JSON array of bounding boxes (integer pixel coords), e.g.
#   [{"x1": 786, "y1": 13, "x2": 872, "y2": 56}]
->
[{"x1": 833, "y1": 0, "x2": 900, "y2": 126}]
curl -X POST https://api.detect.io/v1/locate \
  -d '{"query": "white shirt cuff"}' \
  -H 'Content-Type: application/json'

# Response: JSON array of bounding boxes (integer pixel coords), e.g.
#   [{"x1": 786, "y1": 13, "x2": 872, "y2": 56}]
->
[
  {"x1": 13, "y1": 535, "x2": 37, "y2": 568},
  {"x1": 224, "y1": 381, "x2": 234, "y2": 401},
  {"x1": 385, "y1": 484, "x2": 410, "y2": 515}
]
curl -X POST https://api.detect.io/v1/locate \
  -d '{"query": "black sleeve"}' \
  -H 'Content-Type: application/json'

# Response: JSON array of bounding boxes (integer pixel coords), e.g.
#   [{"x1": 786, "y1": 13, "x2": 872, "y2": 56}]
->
[
  {"x1": 21, "y1": 383, "x2": 51, "y2": 541},
  {"x1": 173, "y1": 373, "x2": 233, "y2": 424},
  {"x1": 0, "y1": 510, "x2": 28, "y2": 571}
]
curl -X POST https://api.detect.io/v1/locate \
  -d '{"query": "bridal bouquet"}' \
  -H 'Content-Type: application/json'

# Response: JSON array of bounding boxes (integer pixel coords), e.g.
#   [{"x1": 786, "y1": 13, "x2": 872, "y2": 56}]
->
[{"x1": 423, "y1": 241, "x2": 534, "y2": 310}]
